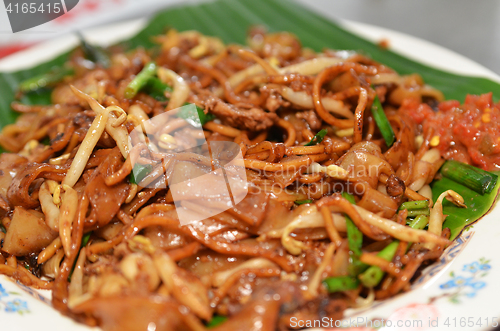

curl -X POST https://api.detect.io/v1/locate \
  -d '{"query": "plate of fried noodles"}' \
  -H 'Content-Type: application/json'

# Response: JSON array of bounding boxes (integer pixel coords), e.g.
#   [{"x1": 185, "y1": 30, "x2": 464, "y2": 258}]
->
[{"x1": 0, "y1": 0, "x2": 500, "y2": 331}]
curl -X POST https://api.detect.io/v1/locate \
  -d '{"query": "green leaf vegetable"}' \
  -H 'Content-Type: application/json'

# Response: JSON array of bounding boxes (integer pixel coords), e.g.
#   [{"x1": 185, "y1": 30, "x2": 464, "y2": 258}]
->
[
  {"x1": 295, "y1": 199, "x2": 313, "y2": 205},
  {"x1": 341, "y1": 192, "x2": 367, "y2": 276},
  {"x1": 323, "y1": 276, "x2": 360, "y2": 293},
  {"x1": 305, "y1": 129, "x2": 328, "y2": 146},
  {"x1": 143, "y1": 77, "x2": 173, "y2": 101},
  {"x1": 81, "y1": 231, "x2": 93, "y2": 247},
  {"x1": 207, "y1": 315, "x2": 228, "y2": 328},
  {"x1": 358, "y1": 216, "x2": 428, "y2": 287},
  {"x1": 178, "y1": 104, "x2": 215, "y2": 128},
  {"x1": 124, "y1": 62, "x2": 158, "y2": 99},
  {"x1": 370, "y1": 94, "x2": 395, "y2": 147},
  {"x1": 129, "y1": 164, "x2": 153, "y2": 185}
]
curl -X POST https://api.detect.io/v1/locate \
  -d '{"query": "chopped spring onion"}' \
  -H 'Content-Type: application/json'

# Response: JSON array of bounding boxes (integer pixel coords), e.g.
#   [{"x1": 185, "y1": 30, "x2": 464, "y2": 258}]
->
[
  {"x1": 409, "y1": 215, "x2": 429, "y2": 230},
  {"x1": 124, "y1": 62, "x2": 157, "y2": 99},
  {"x1": 305, "y1": 129, "x2": 328, "y2": 146},
  {"x1": 399, "y1": 200, "x2": 429, "y2": 211},
  {"x1": 77, "y1": 32, "x2": 111, "y2": 68},
  {"x1": 129, "y1": 164, "x2": 153, "y2": 185},
  {"x1": 406, "y1": 209, "x2": 430, "y2": 217},
  {"x1": 295, "y1": 199, "x2": 313, "y2": 205},
  {"x1": 371, "y1": 94, "x2": 395, "y2": 147},
  {"x1": 69, "y1": 231, "x2": 94, "y2": 281},
  {"x1": 81, "y1": 231, "x2": 93, "y2": 247},
  {"x1": 323, "y1": 276, "x2": 360, "y2": 293},
  {"x1": 358, "y1": 241, "x2": 398, "y2": 288},
  {"x1": 342, "y1": 192, "x2": 367, "y2": 276},
  {"x1": 143, "y1": 77, "x2": 173, "y2": 101},
  {"x1": 0, "y1": 223, "x2": 5, "y2": 234},
  {"x1": 178, "y1": 104, "x2": 215, "y2": 128},
  {"x1": 207, "y1": 315, "x2": 228, "y2": 328},
  {"x1": 345, "y1": 217, "x2": 362, "y2": 257},
  {"x1": 358, "y1": 216, "x2": 428, "y2": 287},
  {"x1": 440, "y1": 160, "x2": 498, "y2": 195},
  {"x1": 341, "y1": 191, "x2": 356, "y2": 204},
  {"x1": 19, "y1": 66, "x2": 74, "y2": 94},
  {"x1": 41, "y1": 136, "x2": 51, "y2": 146}
]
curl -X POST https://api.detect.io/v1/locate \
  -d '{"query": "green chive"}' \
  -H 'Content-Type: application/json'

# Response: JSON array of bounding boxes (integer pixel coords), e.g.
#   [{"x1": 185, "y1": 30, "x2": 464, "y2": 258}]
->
[
  {"x1": 207, "y1": 315, "x2": 228, "y2": 328},
  {"x1": 323, "y1": 276, "x2": 360, "y2": 293},
  {"x1": 125, "y1": 62, "x2": 157, "y2": 99},
  {"x1": 41, "y1": 136, "x2": 51, "y2": 146},
  {"x1": 129, "y1": 164, "x2": 153, "y2": 185},
  {"x1": 0, "y1": 223, "x2": 6, "y2": 233},
  {"x1": 341, "y1": 191, "x2": 356, "y2": 204},
  {"x1": 371, "y1": 94, "x2": 395, "y2": 147},
  {"x1": 342, "y1": 192, "x2": 368, "y2": 276},
  {"x1": 440, "y1": 160, "x2": 498, "y2": 195},
  {"x1": 409, "y1": 215, "x2": 429, "y2": 230},
  {"x1": 295, "y1": 199, "x2": 313, "y2": 205},
  {"x1": 18, "y1": 66, "x2": 74, "y2": 94},
  {"x1": 178, "y1": 104, "x2": 215, "y2": 128},
  {"x1": 305, "y1": 129, "x2": 328, "y2": 146},
  {"x1": 399, "y1": 200, "x2": 429, "y2": 211},
  {"x1": 69, "y1": 231, "x2": 94, "y2": 281},
  {"x1": 143, "y1": 77, "x2": 173, "y2": 101},
  {"x1": 342, "y1": 193, "x2": 360, "y2": 258},
  {"x1": 358, "y1": 241, "x2": 399, "y2": 288},
  {"x1": 358, "y1": 216, "x2": 428, "y2": 287},
  {"x1": 345, "y1": 217, "x2": 362, "y2": 258},
  {"x1": 406, "y1": 209, "x2": 430, "y2": 217},
  {"x1": 81, "y1": 231, "x2": 92, "y2": 247}
]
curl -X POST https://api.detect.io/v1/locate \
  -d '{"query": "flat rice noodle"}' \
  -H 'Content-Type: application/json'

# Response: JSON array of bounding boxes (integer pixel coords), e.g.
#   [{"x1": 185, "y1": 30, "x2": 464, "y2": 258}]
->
[
  {"x1": 357, "y1": 186, "x2": 398, "y2": 218},
  {"x1": 271, "y1": 168, "x2": 303, "y2": 188},
  {"x1": 178, "y1": 251, "x2": 249, "y2": 279},
  {"x1": 143, "y1": 226, "x2": 192, "y2": 250},
  {"x1": 384, "y1": 113, "x2": 416, "y2": 170},
  {"x1": 254, "y1": 199, "x2": 293, "y2": 235},
  {"x1": 86, "y1": 149, "x2": 129, "y2": 227},
  {"x1": 2, "y1": 206, "x2": 58, "y2": 256},
  {"x1": 226, "y1": 188, "x2": 269, "y2": 227},
  {"x1": 147, "y1": 209, "x2": 234, "y2": 238},
  {"x1": 211, "y1": 282, "x2": 304, "y2": 331},
  {"x1": 7, "y1": 162, "x2": 67, "y2": 209},
  {"x1": 210, "y1": 211, "x2": 252, "y2": 233},
  {"x1": 0, "y1": 153, "x2": 28, "y2": 209},
  {"x1": 72, "y1": 296, "x2": 189, "y2": 331},
  {"x1": 183, "y1": 223, "x2": 298, "y2": 272},
  {"x1": 210, "y1": 229, "x2": 251, "y2": 242}
]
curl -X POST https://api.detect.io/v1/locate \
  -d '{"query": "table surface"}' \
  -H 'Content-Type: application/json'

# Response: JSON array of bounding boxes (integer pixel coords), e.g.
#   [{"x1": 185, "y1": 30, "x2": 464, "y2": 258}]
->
[{"x1": 297, "y1": 0, "x2": 500, "y2": 75}]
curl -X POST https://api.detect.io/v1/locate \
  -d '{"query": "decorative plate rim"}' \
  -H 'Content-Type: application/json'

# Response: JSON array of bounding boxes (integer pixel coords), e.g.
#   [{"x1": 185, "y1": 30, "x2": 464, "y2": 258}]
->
[{"x1": 0, "y1": 14, "x2": 499, "y2": 331}]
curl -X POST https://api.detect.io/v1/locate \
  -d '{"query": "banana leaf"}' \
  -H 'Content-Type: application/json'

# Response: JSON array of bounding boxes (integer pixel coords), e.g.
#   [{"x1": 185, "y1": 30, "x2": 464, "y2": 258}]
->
[
  {"x1": 432, "y1": 172, "x2": 500, "y2": 240},
  {"x1": 0, "y1": 0, "x2": 498, "y2": 236}
]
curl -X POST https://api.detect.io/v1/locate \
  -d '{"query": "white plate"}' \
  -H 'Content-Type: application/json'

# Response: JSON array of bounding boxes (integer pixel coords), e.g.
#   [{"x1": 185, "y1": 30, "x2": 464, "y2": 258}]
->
[{"x1": 1, "y1": 16, "x2": 499, "y2": 331}]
